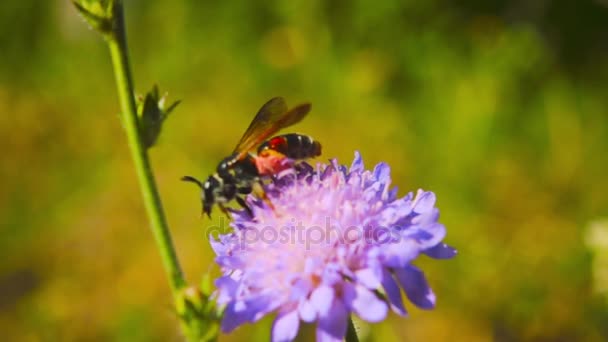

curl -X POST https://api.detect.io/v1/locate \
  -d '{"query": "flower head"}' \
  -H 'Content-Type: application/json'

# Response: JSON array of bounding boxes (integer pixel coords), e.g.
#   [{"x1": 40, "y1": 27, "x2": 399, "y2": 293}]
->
[{"x1": 211, "y1": 152, "x2": 456, "y2": 342}]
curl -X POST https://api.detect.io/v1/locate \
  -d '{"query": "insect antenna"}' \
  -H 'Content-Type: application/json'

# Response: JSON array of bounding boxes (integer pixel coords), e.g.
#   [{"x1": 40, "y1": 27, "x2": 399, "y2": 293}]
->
[{"x1": 181, "y1": 175, "x2": 204, "y2": 189}]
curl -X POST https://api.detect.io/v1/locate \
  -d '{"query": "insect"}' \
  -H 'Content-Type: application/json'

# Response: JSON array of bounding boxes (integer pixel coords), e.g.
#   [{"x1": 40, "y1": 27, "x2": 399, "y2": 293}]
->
[
  {"x1": 182, "y1": 97, "x2": 321, "y2": 218},
  {"x1": 255, "y1": 133, "x2": 322, "y2": 176}
]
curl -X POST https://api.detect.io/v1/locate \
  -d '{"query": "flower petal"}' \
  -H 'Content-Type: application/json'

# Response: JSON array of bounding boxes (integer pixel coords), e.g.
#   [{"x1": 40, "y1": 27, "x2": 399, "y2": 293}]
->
[
  {"x1": 299, "y1": 298, "x2": 317, "y2": 322},
  {"x1": 310, "y1": 285, "x2": 335, "y2": 316},
  {"x1": 394, "y1": 265, "x2": 436, "y2": 309},
  {"x1": 221, "y1": 301, "x2": 251, "y2": 332},
  {"x1": 355, "y1": 267, "x2": 382, "y2": 289},
  {"x1": 209, "y1": 236, "x2": 227, "y2": 255},
  {"x1": 272, "y1": 309, "x2": 300, "y2": 342},
  {"x1": 381, "y1": 268, "x2": 407, "y2": 316},
  {"x1": 224, "y1": 294, "x2": 281, "y2": 330},
  {"x1": 349, "y1": 151, "x2": 364, "y2": 174},
  {"x1": 290, "y1": 278, "x2": 312, "y2": 300},
  {"x1": 412, "y1": 207, "x2": 440, "y2": 225},
  {"x1": 423, "y1": 243, "x2": 458, "y2": 259},
  {"x1": 407, "y1": 222, "x2": 446, "y2": 249},
  {"x1": 215, "y1": 275, "x2": 239, "y2": 304},
  {"x1": 343, "y1": 283, "x2": 388, "y2": 322},
  {"x1": 380, "y1": 239, "x2": 419, "y2": 268},
  {"x1": 372, "y1": 162, "x2": 391, "y2": 184},
  {"x1": 316, "y1": 298, "x2": 347, "y2": 342},
  {"x1": 413, "y1": 190, "x2": 436, "y2": 214}
]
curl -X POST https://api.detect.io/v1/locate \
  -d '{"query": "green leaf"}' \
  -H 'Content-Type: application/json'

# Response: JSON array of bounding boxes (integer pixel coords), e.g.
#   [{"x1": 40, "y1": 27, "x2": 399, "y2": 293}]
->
[
  {"x1": 137, "y1": 85, "x2": 180, "y2": 149},
  {"x1": 72, "y1": 0, "x2": 114, "y2": 35},
  {"x1": 176, "y1": 286, "x2": 222, "y2": 342}
]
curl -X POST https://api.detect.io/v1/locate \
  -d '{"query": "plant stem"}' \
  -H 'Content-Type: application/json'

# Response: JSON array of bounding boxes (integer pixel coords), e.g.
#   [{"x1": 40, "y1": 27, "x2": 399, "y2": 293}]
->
[
  {"x1": 346, "y1": 316, "x2": 359, "y2": 342},
  {"x1": 106, "y1": 2, "x2": 185, "y2": 294}
]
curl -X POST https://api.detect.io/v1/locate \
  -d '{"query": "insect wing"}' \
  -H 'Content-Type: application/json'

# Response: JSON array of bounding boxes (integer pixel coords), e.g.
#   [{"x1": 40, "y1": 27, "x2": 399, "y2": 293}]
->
[
  {"x1": 232, "y1": 97, "x2": 287, "y2": 154},
  {"x1": 232, "y1": 97, "x2": 311, "y2": 160}
]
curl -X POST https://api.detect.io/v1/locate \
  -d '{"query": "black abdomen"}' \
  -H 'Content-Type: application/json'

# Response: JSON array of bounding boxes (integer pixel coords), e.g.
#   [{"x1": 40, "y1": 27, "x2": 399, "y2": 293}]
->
[{"x1": 258, "y1": 133, "x2": 322, "y2": 160}]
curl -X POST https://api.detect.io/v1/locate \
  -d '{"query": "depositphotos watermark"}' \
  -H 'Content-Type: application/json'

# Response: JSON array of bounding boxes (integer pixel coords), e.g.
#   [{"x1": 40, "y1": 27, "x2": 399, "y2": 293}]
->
[{"x1": 205, "y1": 217, "x2": 410, "y2": 250}]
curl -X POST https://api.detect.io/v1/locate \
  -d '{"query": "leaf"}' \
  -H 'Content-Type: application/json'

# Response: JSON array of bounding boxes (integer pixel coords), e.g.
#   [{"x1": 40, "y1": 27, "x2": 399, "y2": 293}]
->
[
  {"x1": 137, "y1": 84, "x2": 181, "y2": 149},
  {"x1": 72, "y1": 0, "x2": 114, "y2": 35}
]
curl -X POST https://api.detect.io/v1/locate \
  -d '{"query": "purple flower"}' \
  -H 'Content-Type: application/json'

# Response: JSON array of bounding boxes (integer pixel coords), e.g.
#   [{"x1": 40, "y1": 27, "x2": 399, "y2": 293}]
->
[{"x1": 211, "y1": 152, "x2": 456, "y2": 342}]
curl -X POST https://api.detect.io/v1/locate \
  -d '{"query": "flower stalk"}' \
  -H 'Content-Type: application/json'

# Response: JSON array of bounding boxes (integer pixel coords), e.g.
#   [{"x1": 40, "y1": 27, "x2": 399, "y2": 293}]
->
[
  {"x1": 104, "y1": 0, "x2": 185, "y2": 296},
  {"x1": 346, "y1": 317, "x2": 359, "y2": 342},
  {"x1": 73, "y1": 1, "x2": 217, "y2": 339}
]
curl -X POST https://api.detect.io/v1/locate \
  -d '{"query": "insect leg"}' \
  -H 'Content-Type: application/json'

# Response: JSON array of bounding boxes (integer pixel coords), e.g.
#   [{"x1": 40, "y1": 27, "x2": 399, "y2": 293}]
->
[
  {"x1": 235, "y1": 196, "x2": 253, "y2": 217},
  {"x1": 218, "y1": 203, "x2": 230, "y2": 216},
  {"x1": 237, "y1": 185, "x2": 252, "y2": 195},
  {"x1": 252, "y1": 182, "x2": 275, "y2": 212}
]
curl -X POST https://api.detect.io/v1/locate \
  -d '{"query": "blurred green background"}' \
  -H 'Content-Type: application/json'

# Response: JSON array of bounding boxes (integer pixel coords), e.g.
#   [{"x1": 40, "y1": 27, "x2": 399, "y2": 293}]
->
[{"x1": 2, "y1": 0, "x2": 608, "y2": 341}]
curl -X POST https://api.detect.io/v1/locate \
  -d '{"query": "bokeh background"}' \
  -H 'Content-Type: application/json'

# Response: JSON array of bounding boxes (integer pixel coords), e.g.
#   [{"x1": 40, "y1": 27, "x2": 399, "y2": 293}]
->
[{"x1": 2, "y1": 1, "x2": 608, "y2": 341}]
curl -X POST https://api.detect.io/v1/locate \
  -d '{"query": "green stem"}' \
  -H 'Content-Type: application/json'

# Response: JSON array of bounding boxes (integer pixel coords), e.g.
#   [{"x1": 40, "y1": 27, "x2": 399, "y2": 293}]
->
[
  {"x1": 105, "y1": 2, "x2": 185, "y2": 294},
  {"x1": 345, "y1": 316, "x2": 359, "y2": 342}
]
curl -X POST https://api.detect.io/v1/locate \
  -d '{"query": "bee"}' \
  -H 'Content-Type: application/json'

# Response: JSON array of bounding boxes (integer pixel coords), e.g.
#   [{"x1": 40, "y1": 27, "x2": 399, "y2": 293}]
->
[{"x1": 182, "y1": 97, "x2": 321, "y2": 218}]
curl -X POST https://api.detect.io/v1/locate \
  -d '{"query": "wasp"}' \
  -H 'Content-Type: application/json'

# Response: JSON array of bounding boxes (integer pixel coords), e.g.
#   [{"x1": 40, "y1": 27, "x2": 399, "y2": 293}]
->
[
  {"x1": 255, "y1": 133, "x2": 322, "y2": 176},
  {"x1": 182, "y1": 97, "x2": 321, "y2": 218}
]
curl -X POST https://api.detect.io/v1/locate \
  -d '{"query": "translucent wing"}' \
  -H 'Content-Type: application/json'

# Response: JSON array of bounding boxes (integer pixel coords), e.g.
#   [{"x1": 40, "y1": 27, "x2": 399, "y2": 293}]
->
[
  {"x1": 232, "y1": 97, "x2": 287, "y2": 152},
  {"x1": 232, "y1": 97, "x2": 311, "y2": 160}
]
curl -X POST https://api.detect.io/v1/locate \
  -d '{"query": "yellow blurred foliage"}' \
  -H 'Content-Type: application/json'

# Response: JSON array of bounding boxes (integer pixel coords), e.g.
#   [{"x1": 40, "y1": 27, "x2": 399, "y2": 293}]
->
[{"x1": 1, "y1": 1, "x2": 607, "y2": 341}]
